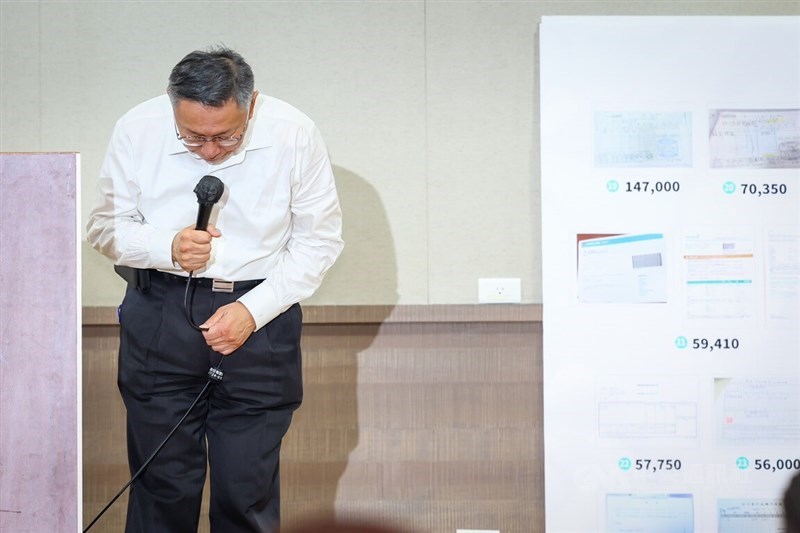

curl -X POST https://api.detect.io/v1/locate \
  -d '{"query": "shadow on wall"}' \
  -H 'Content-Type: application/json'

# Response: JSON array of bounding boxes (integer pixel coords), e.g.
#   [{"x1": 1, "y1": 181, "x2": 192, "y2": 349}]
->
[
  {"x1": 282, "y1": 165, "x2": 398, "y2": 527},
  {"x1": 311, "y1": 165, "x2": 399, "y2": 305}
]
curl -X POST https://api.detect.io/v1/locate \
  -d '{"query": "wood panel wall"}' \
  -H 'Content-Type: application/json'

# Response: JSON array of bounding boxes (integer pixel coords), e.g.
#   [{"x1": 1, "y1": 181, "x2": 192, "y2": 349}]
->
[{"x1": 82, "y1": 305, "x2": 543, "y2": 533}]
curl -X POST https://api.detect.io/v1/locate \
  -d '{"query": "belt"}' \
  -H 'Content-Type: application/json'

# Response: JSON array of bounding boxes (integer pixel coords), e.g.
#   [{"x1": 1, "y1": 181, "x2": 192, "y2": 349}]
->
[{"x1": 149, "y1": 270, "x2": 264, "y2": 293}]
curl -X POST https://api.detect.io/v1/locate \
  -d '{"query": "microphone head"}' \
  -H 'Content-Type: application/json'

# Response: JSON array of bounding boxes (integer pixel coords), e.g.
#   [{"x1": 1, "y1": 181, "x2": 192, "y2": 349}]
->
[{"x1": 194, "y1": 175, "x2": 224, "y2": 205}]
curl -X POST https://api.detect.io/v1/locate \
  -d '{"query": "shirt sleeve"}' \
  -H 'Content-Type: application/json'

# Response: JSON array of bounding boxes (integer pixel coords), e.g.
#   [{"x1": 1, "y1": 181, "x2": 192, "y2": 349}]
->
[
  {"x1": 237, "y1": 125, "x2": 344, "y2": 330},
  {"x1": 85, "y1": 119, "x2": 179, "y2": 270}
]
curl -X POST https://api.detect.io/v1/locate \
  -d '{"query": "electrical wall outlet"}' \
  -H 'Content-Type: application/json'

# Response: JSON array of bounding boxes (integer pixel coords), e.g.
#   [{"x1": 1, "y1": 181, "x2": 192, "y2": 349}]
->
[{"x1": 478, "y1": 277, "x2": 521, "y2": 303}]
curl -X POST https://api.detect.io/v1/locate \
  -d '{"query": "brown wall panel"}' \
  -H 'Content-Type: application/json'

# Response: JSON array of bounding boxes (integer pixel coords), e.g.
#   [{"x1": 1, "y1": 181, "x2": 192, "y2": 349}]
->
[{"x1": 82, "y1": 306, "x2": 543, "y2": 532}]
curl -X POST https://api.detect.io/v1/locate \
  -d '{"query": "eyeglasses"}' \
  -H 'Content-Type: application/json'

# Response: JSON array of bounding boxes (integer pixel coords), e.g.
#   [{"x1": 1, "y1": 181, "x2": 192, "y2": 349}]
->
[{"x1": 175, "y1": 114, "x2": 249, "y2": 148}]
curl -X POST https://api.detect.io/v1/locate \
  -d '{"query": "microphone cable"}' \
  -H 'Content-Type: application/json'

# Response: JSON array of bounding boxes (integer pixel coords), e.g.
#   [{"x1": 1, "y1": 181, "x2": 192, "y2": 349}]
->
[
  {"x1": 83, "y1": 274, "x2": 223, "y2": 532},
  {"x1": 184, "y1": 271, "x2": 210, "y2": 333}
]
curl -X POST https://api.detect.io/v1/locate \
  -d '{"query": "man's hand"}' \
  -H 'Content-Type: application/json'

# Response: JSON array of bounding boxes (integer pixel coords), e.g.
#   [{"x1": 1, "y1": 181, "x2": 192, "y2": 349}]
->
[
  {"x1": 200, "y1": 302, "x2": 256, "y2": 355},
  {"x1": 171, "y1": 224, "x2": 221, "y2": 272}
]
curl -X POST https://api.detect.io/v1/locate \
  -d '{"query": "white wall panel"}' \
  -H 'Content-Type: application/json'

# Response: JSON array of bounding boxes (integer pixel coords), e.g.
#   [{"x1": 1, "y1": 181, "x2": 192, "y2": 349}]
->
[
  {"x1": 426, "y1": 2, "x2": 539, "y2": 304},
  {"x1": 0, "y1": 2, "x2": 41, "y2": 152}
]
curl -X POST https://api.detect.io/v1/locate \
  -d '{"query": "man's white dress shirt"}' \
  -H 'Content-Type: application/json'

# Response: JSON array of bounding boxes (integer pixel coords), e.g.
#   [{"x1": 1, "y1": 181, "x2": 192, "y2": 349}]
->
[{"x1": 87, "y1": 93, "x2": 344, "y2": 330}]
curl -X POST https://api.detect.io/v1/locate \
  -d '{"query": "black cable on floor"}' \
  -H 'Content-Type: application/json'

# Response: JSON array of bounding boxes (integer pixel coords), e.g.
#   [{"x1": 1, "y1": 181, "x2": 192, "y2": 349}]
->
[{"x1": 83, "y1": 274, "x2": 222, "y2": 532}]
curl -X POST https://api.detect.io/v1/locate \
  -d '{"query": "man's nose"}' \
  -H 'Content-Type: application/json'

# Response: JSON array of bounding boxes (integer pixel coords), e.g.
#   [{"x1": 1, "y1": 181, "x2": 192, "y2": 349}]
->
[{"x1": 199, "y1": 141, "x2": 221, "y2": 160}]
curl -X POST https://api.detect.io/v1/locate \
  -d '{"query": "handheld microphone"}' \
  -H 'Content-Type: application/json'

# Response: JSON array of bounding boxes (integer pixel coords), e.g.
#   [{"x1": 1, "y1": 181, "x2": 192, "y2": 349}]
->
[{"x1": 193, "y1": 175, "x2": 224, "y2": 231}]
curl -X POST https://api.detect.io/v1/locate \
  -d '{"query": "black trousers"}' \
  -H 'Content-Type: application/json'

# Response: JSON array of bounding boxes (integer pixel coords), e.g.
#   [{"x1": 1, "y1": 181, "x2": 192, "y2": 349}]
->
[{"x1": 117, "y1": 273, "x2": 303, "y2": 533}]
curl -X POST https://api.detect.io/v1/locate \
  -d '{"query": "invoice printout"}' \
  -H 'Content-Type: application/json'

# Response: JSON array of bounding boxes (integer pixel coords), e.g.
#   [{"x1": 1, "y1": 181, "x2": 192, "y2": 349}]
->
[
  {"x1": 595, "y1": 111, "x2": 693, "y2": 168},
  {"x1": 717, "y1": 498, "x2": 785, "y2": 533},
  {"x1": 683, "y1": 229, "x2": 755, "y2": 320},
  {"x1": 578, "y1": 233, "x2": 667, "y2": 303},
  {"x1": 714, "y1": 377, "x2": 800, "y2": 445},
  {"x1": 597, "y1": 375, "x2": 698, "y2": 442},
  {"x1": 606, "y1": 493, "x2": 694, "y2": 533},
  {"x1": 710, "y1": 109, "x2": 800, "y2": 169},
  {"x1": 765, "y1": 226, "x2": 800, "y2": 324}
]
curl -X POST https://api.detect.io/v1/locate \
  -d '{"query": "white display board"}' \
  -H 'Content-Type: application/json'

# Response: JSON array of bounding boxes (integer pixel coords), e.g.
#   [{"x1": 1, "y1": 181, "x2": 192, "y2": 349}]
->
[{"x1": 541, "y1": 17, "x2": 800, "y2": 532}]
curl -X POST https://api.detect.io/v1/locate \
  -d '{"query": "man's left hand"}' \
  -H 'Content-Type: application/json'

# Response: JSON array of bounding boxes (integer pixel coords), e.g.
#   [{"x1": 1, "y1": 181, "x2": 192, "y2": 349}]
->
[{"x1": 200, "y1": 302, "x2": 256, "y2": 355}]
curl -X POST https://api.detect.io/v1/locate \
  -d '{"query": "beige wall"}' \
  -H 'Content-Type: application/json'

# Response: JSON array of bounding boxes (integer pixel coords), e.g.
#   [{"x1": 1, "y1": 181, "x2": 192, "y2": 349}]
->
[{"x1": 1, "y1": 1, "x2": 796, "y2": 308}]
